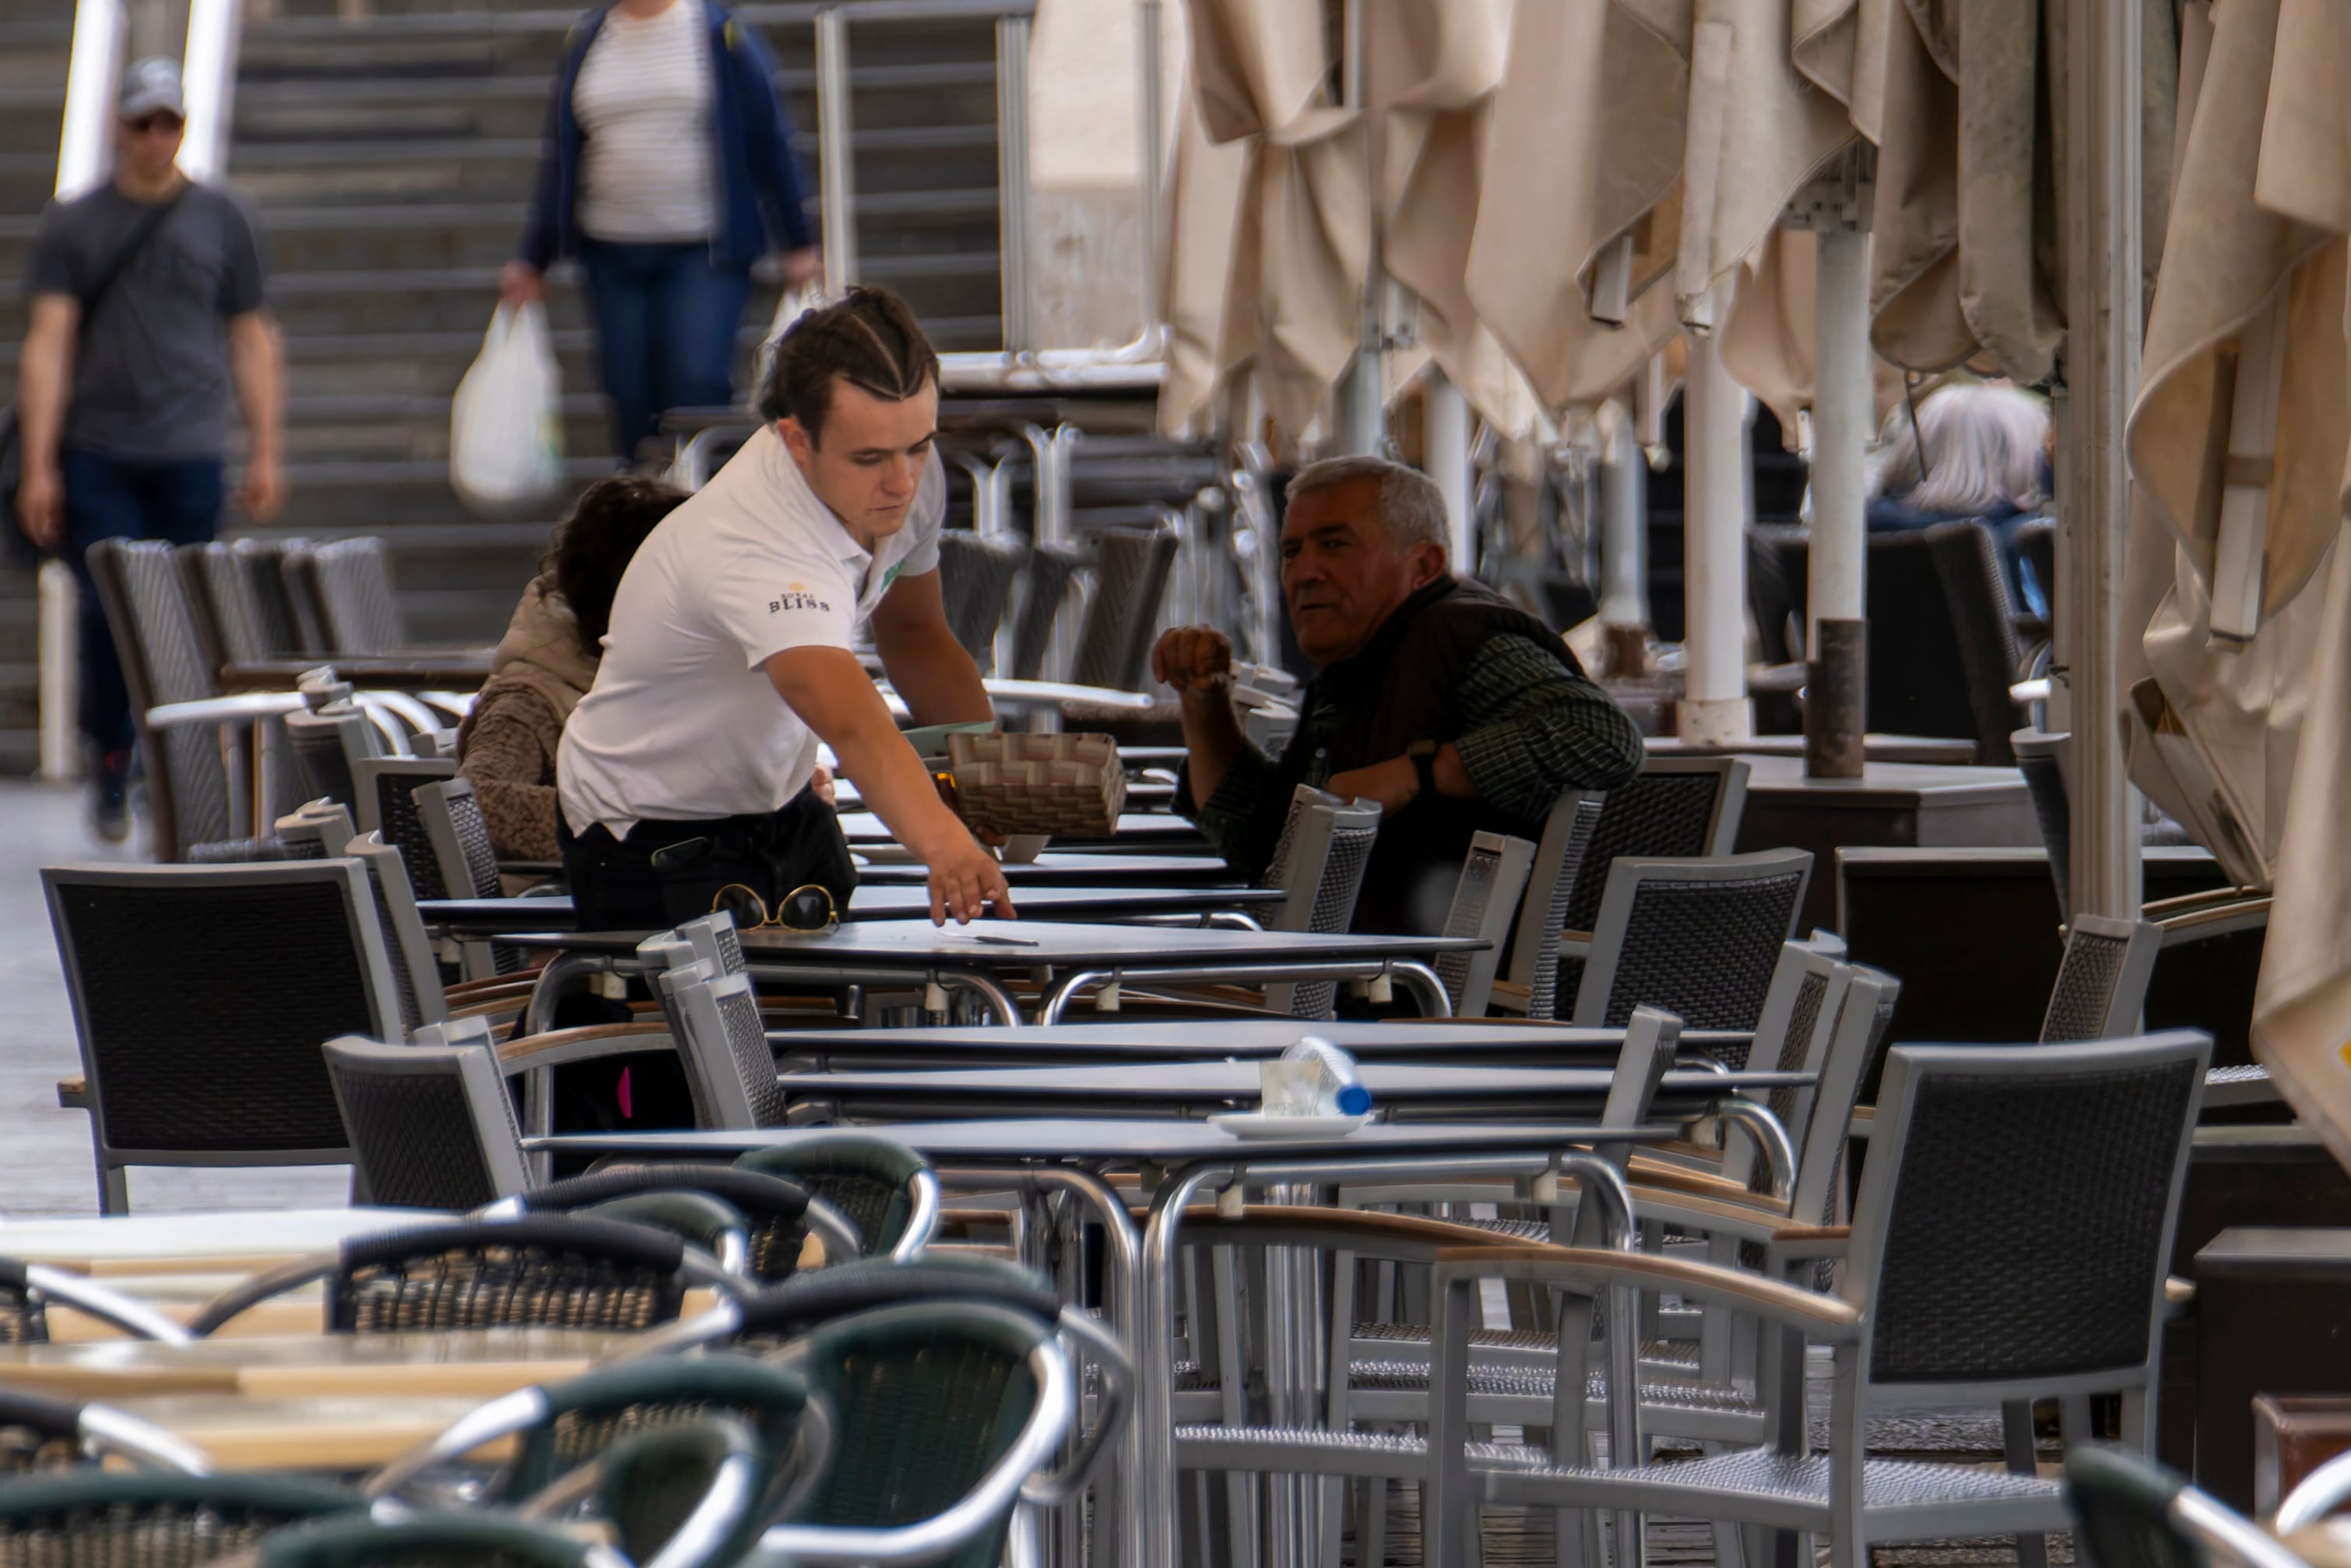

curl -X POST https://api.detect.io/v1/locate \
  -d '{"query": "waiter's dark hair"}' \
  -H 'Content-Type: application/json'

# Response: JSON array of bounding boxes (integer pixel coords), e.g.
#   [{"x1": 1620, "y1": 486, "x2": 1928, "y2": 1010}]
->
[
  {"x1": 544, "y1": 476, "x2": 687, "y2": 658},
  {"x1": 757, "y1": 286, "x2": 940, "y2": 443}
]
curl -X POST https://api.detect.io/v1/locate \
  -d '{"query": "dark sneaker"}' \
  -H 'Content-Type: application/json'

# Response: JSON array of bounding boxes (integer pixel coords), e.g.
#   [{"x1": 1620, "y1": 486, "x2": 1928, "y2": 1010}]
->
[{"x1": 92, "y1": 748, "x2": 132, "y2": 844}]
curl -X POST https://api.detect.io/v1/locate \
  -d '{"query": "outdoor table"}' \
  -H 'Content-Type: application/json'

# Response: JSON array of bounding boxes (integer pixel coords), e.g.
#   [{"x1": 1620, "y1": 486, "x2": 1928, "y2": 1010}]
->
[
  {"x1": 761, "y1": 1019, "x2": 1754, "y2": 1069},
  {"x1": 838, "y1": 810, "x2": 1209, "y2": 850},
  {"x1": 854, "y1": 853, "x2": 1243, "y2": 888},
  {"x1": 834, "y1": 778, "x2": 1180, "y2": 812},
  {"x1": 0, "y1": 1209, "x2": 442, "y2": 1278},
  {"x1": 517, "y1": 919, "x2": 1485, "y2": 1033},
  {"x1": 530, "y1": 1116, "x2": 1664, "y2": 1568},
  {"x1": 114, "y1": 1394, "x2": 495, "y2": 1471},
  {"x1": 419, "y1": 883, "x2": 1282, "y2": 938},
  {"x1": 0, "y1": 1328, "x2": 616, "y2": 1401}
]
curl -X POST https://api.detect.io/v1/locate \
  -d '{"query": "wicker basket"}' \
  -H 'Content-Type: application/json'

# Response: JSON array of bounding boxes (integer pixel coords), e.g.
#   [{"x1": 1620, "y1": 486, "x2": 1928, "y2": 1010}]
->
[{"x1": 947, "y1": 732, "x2": 1126, "y2": 838}]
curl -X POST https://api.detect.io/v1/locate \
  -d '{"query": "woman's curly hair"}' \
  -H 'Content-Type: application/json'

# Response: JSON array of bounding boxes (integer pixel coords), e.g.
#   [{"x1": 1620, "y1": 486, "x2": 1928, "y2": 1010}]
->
[{"x1": 543, "y1": 476, "x2": 687, "y2": 658}]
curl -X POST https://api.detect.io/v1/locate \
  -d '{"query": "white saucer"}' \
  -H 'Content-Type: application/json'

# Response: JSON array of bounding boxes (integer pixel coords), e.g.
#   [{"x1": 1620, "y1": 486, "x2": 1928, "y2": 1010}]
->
[{"x1": 1207, "y1": 1113, "x2": 1369, "y2": 1141}]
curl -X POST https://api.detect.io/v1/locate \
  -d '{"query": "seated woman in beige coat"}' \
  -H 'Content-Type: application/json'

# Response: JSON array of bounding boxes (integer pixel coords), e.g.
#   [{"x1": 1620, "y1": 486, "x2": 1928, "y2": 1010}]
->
[{"x1": 458, "y1": 476, "x2": 686, "y2": 861}]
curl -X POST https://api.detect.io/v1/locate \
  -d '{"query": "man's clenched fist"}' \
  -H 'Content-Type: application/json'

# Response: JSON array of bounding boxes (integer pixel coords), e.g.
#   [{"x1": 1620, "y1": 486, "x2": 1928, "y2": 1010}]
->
[{"x1": 1151, "y1": 624, "x2": 1234, "y2": 698}]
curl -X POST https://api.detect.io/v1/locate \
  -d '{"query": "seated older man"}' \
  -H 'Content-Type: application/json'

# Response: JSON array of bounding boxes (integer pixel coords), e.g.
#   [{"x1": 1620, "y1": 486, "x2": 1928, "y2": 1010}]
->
[{"x1": 1154, "y1": 455, "x2": 1644, "y2": 935}]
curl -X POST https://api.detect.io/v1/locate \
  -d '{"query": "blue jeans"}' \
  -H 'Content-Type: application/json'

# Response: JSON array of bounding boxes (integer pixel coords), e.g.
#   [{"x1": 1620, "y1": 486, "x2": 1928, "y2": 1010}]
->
[
  {"x1": 577, "y1": 238, "x2": 754, "y2": 462},
  {"x1": 61, "y1": 446, "x2": 224, "y2": 758}
]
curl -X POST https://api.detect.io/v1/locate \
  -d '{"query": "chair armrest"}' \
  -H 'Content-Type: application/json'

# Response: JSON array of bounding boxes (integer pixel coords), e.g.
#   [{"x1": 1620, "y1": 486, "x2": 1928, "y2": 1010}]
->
[
  {"x1": 1764, "y1": 1225, "x2": 1850, "y2": 1270},
  {"x1": 2167, "y1": 1275, "x2": 2195, "y2": 1307},
  {"x1": 1432, "y1": 1245, "x2": 1862, "y2": 1338},
  {"x1": 1847, "y1": 1103, "x2": 1875, "y2": 1139},
  {"x1": 57, "y1": 1074, "x2": 88, "y2": 1110},
  {"x1": 1619, "y1": 1183, "x2": 1791, "y2": 1243},
  {"x1": 499, "y1": 1022, "x2": 675, "y2": 1074},
  {"x1": 145, "y1": 693, "x2": 307, "y2": 728},
  {"x1": 1487, "y1": 980, "x2": 1532, "y2": 1017}
]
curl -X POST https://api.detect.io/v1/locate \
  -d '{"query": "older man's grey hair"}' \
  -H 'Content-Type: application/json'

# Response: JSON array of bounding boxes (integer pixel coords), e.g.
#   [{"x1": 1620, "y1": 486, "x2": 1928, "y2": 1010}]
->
[
  {"x1": 1285, "y1": 455, "x2": 1450, "y2": 558},
  {"x1": 1868, "y1": 382, "x2": 2051, "y2": 517}
]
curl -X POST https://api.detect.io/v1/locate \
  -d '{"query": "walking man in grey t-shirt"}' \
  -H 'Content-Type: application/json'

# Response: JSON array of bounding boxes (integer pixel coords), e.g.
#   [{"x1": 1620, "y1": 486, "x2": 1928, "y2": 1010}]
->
[{"x1": 13, "y1": 57, "x2": 284, "y2": 841}]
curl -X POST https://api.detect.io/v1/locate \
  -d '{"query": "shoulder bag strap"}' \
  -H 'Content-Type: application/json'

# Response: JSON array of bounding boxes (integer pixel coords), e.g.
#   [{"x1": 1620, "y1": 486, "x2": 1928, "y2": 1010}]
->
[{"x1": 75, "y1": 185, "x2": 191, "y2": 339}]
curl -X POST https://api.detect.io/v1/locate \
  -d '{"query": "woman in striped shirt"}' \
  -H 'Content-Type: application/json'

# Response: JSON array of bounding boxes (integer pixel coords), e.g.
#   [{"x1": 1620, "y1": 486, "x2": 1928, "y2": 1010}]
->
[{"x1": 505, "y1": 0, "x2": 819, "y2": 462}]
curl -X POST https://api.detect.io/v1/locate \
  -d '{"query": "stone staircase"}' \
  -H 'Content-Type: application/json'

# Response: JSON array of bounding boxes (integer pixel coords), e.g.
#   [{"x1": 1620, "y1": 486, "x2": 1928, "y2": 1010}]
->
[
  {"x1": 0, "y1": 2, "x2": 75, "y2": 775},
  {"x1": 0, "y1": 0, "x2": 1017, "y2": 766}
]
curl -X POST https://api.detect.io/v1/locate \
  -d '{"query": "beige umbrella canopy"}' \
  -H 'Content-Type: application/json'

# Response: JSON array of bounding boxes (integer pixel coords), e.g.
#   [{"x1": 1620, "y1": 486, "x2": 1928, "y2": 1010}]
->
[{"x1": 2121, "y1": 0, "x2": 2351, "y2": 1163}]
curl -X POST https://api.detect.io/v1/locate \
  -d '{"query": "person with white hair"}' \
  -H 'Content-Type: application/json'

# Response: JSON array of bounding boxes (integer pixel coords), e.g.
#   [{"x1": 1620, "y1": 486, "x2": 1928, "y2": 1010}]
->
[
  {"x1": 1867, "y1": 380, "x2": 2053, "y2": 612},
  {"x1": 1152, "y1": 455, "x2": 1643, "y2": 937}
]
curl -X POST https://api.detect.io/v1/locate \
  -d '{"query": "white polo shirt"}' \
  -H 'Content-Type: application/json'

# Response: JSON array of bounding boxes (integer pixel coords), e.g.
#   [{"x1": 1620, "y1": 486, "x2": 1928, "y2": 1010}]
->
[{"x1": 557, "y1": 424, "x2": 944, "y2": 838}]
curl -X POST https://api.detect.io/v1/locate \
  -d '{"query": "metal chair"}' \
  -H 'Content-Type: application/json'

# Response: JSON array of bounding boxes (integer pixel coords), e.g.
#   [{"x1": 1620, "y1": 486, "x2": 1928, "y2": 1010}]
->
[
  {"x1": 274, "y1": 798, "x2": 357, "y2": 860},
  {"x1": 0, "y1": 1389, "x2": 216, "y2": 1475},
  {"x1": 311, "y1": 537, "x2": 407, "y2": 655},
  {"x1": 258, "y1": 1508, "x2": 633, "y2": 1568},
  {"x1": 343, "y1": 832, "x2": 451, "y2": 1033},
  {"x1": 521, "y1": 1419, "x2": 774, "y2": 1568},
  {"x1": 1425, "y1": 1030, "x2": 2213, "y2": 1568},
  {"x1": 370, "y1": 1360, "x2": 823, "y2": 1537},
  {"x1": 2042, "y1": 913, "x2": 2163, "y2": 1043},
  {"x1": 44, "y1": 860, "x2": 403, "y2": 1213},
  {"x1": 276, "y1": 540, "x2": 334, "y2": 658},
  {"x1": 285, "y1": 702, "x2": 379, "y2": 808},
  {"x1": 186, "y1": 1211, "x2": 736, "y2": 1338},
  {"x1": 507, "y1": 1167, "x2": 836, "y2": 1285},
  {"x1": 1261, "y1": 786, "x2": 1384, "y2": 1019},
  {"x1": 181, "y1": 539, "x2": 286, "y2": 666},
  {"x1": 1569, "y1": 849, "x2": 1815, "y2": 1029},
  {"x1": 86, "y1": 538, "x2": 293, "y2": 860},
  {"x1": 2012, "y1": 726, "x2": 2075, "y2": 920},
  {"x1": 936, "y1": 529, "x2": 1029, "y2": 672},
  {"x1": 353, "y1": 757, "x2": 458, "y2": 898},
  {"x1": 1007, "y1": 541, "x2": 1084, "y2": 681},
  {"x1": 1070, "y1": 522, "x2": 1180, "y2": 691},
  {"x1": 1493, "y1": 790, "x2": 1606, "y2": 1019},
  {"x1": 0, "y1": 1469, "x2": 362, "y2": 1563},
  {"x1": 1432, "y1": 831, "x2": 1537, "y2": 1017},
  {"x1": 733, "y1": 1133, "x2": 944, "y2": 1263},
  {"x1": 1865, "y1": 521, "x2": 2022, "y2": 762},
  {"x1": 1555, "y1": 758, "x2": 1750, "y2": 1001},
  {"x1": 2069, "y1": 1443, "x2": 2310, "y2": 1568},
  {"x1": 416, "y1": 776, "x2": 525, "y2": 977},
  {"x1": 653, "y1": 961, "x2": 791, "y2": 1131},
  {"x1": 0, "y1": 1257, "x2": 195, "y2": 1348}
]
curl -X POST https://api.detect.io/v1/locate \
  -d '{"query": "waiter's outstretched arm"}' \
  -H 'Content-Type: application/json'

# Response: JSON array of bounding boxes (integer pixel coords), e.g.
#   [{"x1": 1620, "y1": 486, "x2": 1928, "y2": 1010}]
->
[
  {"x1": 766, "y1": 645, "x2": 1015, "y2": 924},
  {"x1": 871, "y1": 568, "x2": 992, "y2": 725}
]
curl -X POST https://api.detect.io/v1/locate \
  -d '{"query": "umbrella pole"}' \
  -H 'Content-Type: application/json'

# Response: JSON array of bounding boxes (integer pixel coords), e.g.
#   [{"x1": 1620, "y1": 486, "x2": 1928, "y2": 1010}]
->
[
  {"x1": 1806, "y1": 224, "x2": 1871, "y2": 778},
  {"x1": 1599, "y1": 398, "x2": 1652, "y2": 677},
  {"x1": 1425, "y1": 371, "x2": 1474, "y2": 567},
  {"x1": 1681, "y1": 284, "x2": 1754, "y2": 744},
  {"x1": 2055, "y1": 0, "x2": 2144, "y2": 919}
]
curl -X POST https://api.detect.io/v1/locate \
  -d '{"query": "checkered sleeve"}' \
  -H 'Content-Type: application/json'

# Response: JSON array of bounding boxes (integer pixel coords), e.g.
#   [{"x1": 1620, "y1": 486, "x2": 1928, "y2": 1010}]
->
[
  {"x1": 1450, "y1": 635, "x2": 1646, "y2": 819},
  {"x1": 1177, "y1": 740, "x2": 1298, "y2": 882}
]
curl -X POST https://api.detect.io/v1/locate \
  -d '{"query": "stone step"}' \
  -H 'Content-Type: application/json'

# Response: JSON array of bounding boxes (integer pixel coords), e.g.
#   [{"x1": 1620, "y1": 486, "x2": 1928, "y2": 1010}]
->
[{"x1": 269, "y1": 392, "x2": 614, "y2": 465}]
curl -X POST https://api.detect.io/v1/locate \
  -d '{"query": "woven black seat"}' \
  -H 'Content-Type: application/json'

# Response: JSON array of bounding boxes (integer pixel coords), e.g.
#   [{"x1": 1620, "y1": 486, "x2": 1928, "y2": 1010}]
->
[
  {"x1": 2042, "y1": 914, "x2": 2163, "y2": 1043},
  {"x1": 45, "y1": 861, "x2": 404, "y2": 1213},
  {"x1": 936, "y1": 529, "x2": 1028, "y2": 668},
  {"x1": 352, "y1": 758, "x2": 458, "y2": 901},
  {"x1": 416, "y1": 779, "x2": 525, "y2": 975},
  {"x1": 1070, "y1": 522, "x2": 1180, "y2": 691},
  {"x1": 284, "y1": 704, "x2": 378, "y2": 810},
  {"x1": 0, "y1": 1470, "x2": 362, "y2": 1566},
  {"x1": 1007, "y1": 542, "x2": 1083, "y2": 680},
  {"x1": 733, "y1": 1132, "x2": 939, "y2": 1260},
  {"x1": 1569, "y1": 849, "x2": 1812, "y2": 1029},
  {"x1": 258, "y1": 1508, "x2": 627, "y2": 1568},
  {"x1": 186, "y1": 1215, "x2": 722, "y2": 1338}
]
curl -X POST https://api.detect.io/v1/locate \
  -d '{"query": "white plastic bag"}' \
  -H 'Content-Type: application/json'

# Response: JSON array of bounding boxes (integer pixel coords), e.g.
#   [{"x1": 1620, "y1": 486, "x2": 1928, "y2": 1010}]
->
[
  {"x1": 749, "y1": 283, "x2": 827, "y2": 410},
  {"x1": 449, "y1": 302, "x2": 563, "y2": 516}
]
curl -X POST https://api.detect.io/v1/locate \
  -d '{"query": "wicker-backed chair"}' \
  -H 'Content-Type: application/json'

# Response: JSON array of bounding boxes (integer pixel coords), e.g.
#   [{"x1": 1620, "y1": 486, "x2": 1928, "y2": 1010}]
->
[
  {"x1": 44, "y1": 860, "x2": 403, "y2": 1212},
  {"x1": 511, "y1": 1167, "x2": 834, "y2": 1285},
  {"x1": 311, "y1": 538, "x2": 407, "y2": 656},
  {"x1": 0, "y1": 1257, "x2": 195, "y2": 1350},
  {"x1": 415, "y1": 776, "x2": 526, "y2": 977},
  {"x1": 2068, "y1": 1444, "x2": 2308, "y2": 1568},
  {"x1": 937, "y1": 529, "x2": 1029, "y2": 670},
  {"x1": 259, "y1": 1508, "x2": 631, "y2": 1568},
  {"x1": 367, "y1": 1357, "x2": 822, "y2": 1542},
  {"x1": 1431, "y1": 831, "x2": 1537, "y2": 1018},
  {"x1": 1866, "y1": 521, "x2": 2022, "y2": 762},
  {"x1": 2012, "y1": 726, "x2": 2075, "y2": 920},
  {"x1": 185, "y1": 1214, "x2": 734, "y2": 1338},
  {"x1": 1493, "y1": 791, "x2": 1605, "y2": 1020},
  {"x1": 733, "y1": 1132, "x2": 943, "y2": 1263},
  {"x1": 352, "y1": 757, "x2": 458, "y2": 898},
  {"x1": 1007, "y1": 541, "x2": 1084, "y2": 681},
  {"x1": 1567, "y1": 849, "x2": 1813, "y2": 1029},
  {"x1": 1425, "y1": 1030, "x2": 2213, "y2": 1568},
  {"x1": 653, "y1": 962, "x2": 790, "y2": 1131},
  {"x1": 343, "y1": 834, "x2": 451, "y2": 1033},
  {"x1": 2043, "y1": 913, "x2": 2163, "y2": 1043},
  {"x1": 0, "y1": 1470, "x2": 362, "y2": 1564},
  {"x1": 1070, "y1": 522, "x2": 1180, "y2": 692},
  {"x1": 181, "y1": 539, "x2": 282, "y2": 666},
  {"x1": 0, "y1": 1389, "x2": 216, "y2": 1475},
  {"x1": 285, "y1": 703, "x2": 379, "y2": 809},
  {"x1": 1260, "y1": 787, "x2": 1383, "y2": 1019},
  {"x1": 273, "y1": 799, "x2": 356, "y2": 859},
  {"x1": 1554, "y1": 758, "x2": 1749, "y2": 1002},
  {"x1": 522, "y1": 1419, "x2": 772, "y2": 1568}
]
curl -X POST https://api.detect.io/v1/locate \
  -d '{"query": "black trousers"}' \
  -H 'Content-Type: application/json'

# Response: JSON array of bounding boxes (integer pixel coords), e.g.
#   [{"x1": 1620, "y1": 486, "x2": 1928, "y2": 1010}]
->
[
  {"x1": 548, "y1": 789, "x2": 857, "y2": 1137},
  {"x1": 558, "y1": 788, "x2": 859, "y2": 931}
]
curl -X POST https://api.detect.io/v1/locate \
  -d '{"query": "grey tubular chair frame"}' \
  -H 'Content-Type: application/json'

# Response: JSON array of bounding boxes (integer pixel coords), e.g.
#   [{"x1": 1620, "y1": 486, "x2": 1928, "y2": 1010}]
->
[
  {"x1": 353, "y1": 757, "x2": 459, "y2": 898},
  {"x1": 343, "y1": 832, "x2": 452, "y2": 1031},
  {"x1": 2041, "y1": 912, "x2": 2162, "y2": 1044},
  {"x1": 415, "y1": 777, "x2": 501, "y2": 902},
  {"x1": 1569, "y1": 849, "x2": 1815, "y2": 1028},
  {"x1": 44, "y1": 860, "x2": 402, "y2": 1213},
  {"x1": 1263, "y1": 791, "x2": 1384, "y2": 1019},
  {"x1": 1433, "y1": 831, "x2": 1537, "y2": 1018},
  {"x1": 323, "y1": 1034, "x2": 532, "y2": 1208},
  {"x1": 1497, "y1": 790, "x2": 1605, "y2": 1019},
  {"x1": 283, "y1": 702, "x2": 379, "y2": 809},
  {"x1": 274, "y1": 799, "x2": 357, "y2": 860},
  {"x1": 654, "y1": 962, "x2": 789, "y2": 1132},
  {"x1": 1428, "y1": 1031, "x2": 2211, "y2": 1568}
]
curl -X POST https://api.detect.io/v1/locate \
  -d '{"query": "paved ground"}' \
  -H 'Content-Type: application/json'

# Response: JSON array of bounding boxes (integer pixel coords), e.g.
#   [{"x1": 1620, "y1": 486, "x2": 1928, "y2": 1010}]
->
[{"x1": 1, "y1": 779, "x2": 349, "y2": 1218}]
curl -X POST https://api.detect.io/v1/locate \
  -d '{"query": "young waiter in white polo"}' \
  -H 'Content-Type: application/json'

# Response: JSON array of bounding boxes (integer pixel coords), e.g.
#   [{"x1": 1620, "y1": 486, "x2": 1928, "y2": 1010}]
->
[{"x1": 557, "y1": 286, "x2": 1016, "y2": 929}]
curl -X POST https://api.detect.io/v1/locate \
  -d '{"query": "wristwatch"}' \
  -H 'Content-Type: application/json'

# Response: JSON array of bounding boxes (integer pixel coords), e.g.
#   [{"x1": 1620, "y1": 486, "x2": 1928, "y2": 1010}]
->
[{"x1": 1407, "y1": 739, "x2": 1440, "y2": 798}]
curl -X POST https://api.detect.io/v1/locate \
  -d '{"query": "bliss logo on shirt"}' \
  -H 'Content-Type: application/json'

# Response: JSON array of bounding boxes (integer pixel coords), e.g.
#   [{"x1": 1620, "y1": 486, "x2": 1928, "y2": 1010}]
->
[{"x1": 770, "y1": 582, "x2": 831, "y2": 613}]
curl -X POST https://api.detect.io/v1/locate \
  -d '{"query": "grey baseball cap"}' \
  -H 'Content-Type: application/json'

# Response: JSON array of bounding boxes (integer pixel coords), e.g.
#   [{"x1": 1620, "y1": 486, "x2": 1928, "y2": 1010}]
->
[{"x1": 118, "y1": 57, "x2": 185, "y2": 120}]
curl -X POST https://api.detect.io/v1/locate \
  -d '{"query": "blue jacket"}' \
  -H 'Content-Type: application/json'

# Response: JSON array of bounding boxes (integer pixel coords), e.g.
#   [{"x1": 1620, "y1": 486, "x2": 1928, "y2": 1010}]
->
[{"x1": 517, "y1": 2, "x2": 817, "y2": 272}]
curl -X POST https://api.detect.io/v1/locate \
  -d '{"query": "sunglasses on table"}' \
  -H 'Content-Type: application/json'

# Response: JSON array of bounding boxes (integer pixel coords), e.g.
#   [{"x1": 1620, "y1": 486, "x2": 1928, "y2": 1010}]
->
[{"x1": 712, "y1": 882, "x2": 839, "y2": 933}]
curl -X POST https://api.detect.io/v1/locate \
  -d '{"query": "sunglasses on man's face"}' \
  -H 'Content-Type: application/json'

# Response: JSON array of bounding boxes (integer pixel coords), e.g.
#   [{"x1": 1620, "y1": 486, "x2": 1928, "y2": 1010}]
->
[
  {"x1": 712, "y1": 882, "x2": 839, "y2": 933},
  {"x1": 125, "y1": 113, "x2": 183, "y2": 136}
]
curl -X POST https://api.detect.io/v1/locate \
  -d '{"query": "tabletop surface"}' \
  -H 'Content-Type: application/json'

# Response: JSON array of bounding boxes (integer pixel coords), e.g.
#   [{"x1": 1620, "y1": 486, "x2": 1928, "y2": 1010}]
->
[
  {"x1": 1736, "y1": 754, "x2": 2027, "y2": 798},
  {"x1": 0, "y1": 1328, "x2": 616, "y2": 1374},
  {"x1": 538, "y1": 1116, "x2": 1666, "y2": 1162},
  {"x1": 856, "y1": 853, "x2": 1243, "y2": 887},
  {"x1": 778, "y1": 1062, "x2": 1807, "y2": 1102},
  {"x1": 513, "y1": 919, "x2": 1485, "y2": 969},
  {"x1": 838, "y1": 811, "x2": 1204, "y2": 844},
  {"x1": 114, "y1": 1394, "x2": 493, "y2": 1471},
  {"x1": 763, "y1": 1020, "x2": 1751, "y2": 1056},
  {"x1": 0, "y1": 1209, "x2": 444, "y2": 1266},
  {"x1": 423, "y1": 884, "x2": 1281, "y2": 931}
]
